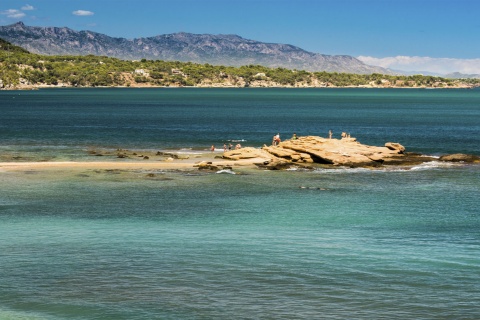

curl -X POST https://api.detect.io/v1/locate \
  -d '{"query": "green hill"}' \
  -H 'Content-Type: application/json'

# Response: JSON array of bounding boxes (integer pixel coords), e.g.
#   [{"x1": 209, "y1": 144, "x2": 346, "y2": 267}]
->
[
  {"x1": 0, "y1": 38, "x2": 30, "y2": 54},
  {"x1": 1, "y1": 37, "x2": 479, "y2": 90}
]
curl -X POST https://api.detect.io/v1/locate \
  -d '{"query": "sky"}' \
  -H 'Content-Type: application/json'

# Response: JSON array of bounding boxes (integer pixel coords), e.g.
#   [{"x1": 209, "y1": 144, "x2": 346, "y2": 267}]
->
[{"x1": 1, "y1": 0, "x2": 479, "y2": 74}]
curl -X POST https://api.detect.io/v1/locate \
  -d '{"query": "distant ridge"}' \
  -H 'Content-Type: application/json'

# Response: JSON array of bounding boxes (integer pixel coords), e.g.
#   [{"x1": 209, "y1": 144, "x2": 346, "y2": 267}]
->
[
  {"x1": 0, "y1": 21, "x2": 391, "y2": 74},
  {"x1": 445, "y1": 72, "x2": 480, "y2": 79}
]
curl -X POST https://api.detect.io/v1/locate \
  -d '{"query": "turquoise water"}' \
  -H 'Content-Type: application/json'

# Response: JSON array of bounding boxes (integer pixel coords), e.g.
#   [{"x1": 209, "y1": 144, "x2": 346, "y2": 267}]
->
[{"x1": 1, "y1": 88, "x2": 480, "y2": 319}]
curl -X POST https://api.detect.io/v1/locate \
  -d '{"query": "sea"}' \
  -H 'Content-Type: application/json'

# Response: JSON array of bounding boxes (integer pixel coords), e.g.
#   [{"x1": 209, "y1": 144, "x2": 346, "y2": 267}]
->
[{"x1": 0, "y1": 88, "x2": 479, "y2": 319}]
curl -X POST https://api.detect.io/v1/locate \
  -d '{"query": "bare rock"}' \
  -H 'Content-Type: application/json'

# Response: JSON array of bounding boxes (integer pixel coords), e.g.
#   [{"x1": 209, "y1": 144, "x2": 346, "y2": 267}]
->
[
  {"x1": 223, "y1": 147, "x2": 273, "y2": 161},
  {"x1": 275, "y1": 136, "x2": 403, "y2": 167},
  {"x1": 195, "y1": 161, "x2": 218, "y2": 170},
  {"x1": 385, "y1": 142, "x2": 406, "y2": 154}
]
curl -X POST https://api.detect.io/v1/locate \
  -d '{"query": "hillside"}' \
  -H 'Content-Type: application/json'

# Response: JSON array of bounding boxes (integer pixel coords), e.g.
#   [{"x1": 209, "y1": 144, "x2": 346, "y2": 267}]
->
[
  {"x1": 1, "y1": 39, "x2": 479, "y2": 90},
  {"x1": 0, "y1": 21, "x2": 390, "y2": 74}
]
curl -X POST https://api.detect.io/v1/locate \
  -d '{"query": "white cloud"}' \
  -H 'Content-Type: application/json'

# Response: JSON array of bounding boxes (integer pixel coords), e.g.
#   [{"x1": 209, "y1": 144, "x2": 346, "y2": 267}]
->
[
  {"x1": 73, "y1": 10, "x2": 94, "y2": 16},
  {"x1": 1, "y1": 5, "x2": 33, "y2": 19},
  {"x1": 21, "y1": 4, "x2": 34, "y2": 11},
  {"x1": 1, "y1": 9, "x2": 26, "y2": 19},
  {"x1": 358, "y1": 56, "x2": 480, "y2": 75}
]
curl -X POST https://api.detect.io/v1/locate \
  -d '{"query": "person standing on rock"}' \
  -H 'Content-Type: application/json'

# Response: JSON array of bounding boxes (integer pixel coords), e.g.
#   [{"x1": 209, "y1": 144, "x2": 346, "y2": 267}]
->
[
  {"x1": 273, "y1": 133, "x2": 281, "y2": 146},
  {"x1": 329, "y1": 130, "x2": 333, "y2": 139},
  {"x1": 272, "y1": 135, "x2": 278, "y2": 146}
]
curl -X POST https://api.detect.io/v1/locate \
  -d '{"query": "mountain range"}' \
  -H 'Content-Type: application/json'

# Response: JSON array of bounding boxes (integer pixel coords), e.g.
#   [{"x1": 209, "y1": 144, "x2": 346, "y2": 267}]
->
[{"x1": 0, "y1": 22, "x2": 391, "y2": 74}]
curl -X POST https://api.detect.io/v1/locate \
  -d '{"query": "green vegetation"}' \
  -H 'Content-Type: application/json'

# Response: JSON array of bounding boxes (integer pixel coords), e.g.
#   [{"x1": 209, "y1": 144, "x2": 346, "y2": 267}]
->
[{"x1": 1, "y1": 38, "x2": 479, "y2": 89}]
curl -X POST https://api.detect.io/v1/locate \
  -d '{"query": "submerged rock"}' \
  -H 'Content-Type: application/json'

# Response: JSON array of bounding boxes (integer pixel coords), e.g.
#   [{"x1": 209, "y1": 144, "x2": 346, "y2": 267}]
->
[
  {"x1": 255, "y1": 160, "x2": 293, "y2": 170},
  {"x1": 439, "y1": 153, "x2": 480, "y2": 163}
]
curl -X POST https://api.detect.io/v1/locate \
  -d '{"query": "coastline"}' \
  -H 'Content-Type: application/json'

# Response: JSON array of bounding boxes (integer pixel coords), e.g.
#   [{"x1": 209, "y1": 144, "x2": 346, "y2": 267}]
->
[{"x1": 3, "y1": 82, "x2": 478, "y2": 90}]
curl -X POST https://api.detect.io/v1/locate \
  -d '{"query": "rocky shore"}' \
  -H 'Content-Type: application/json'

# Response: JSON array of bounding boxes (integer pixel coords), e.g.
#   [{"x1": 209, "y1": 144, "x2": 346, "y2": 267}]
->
[
  {"x1": 222, "y1": 135, "x2": 480, "y2": 170},
  {"x1": 1, "y1": 136, "x2": 479, "y2": 174}
]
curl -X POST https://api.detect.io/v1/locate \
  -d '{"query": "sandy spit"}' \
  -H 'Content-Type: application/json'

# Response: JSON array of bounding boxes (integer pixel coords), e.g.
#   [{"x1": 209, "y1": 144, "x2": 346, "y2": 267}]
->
[{"x1": 0, "y1": 158, "x2": 262, "y2": 173}]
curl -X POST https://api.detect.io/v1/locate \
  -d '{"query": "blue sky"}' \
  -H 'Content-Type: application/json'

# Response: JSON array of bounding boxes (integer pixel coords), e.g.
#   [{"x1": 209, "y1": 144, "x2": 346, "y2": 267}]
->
[{"x1": 1, "y1": 0, "x2": 479, "y2": 74}]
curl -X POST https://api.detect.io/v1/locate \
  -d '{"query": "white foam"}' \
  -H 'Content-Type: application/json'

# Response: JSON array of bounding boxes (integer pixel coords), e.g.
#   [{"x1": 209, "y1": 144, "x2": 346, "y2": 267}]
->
[
  {"x1": 313, "y1": 161, "x2": 462, "y2": 174},
  {"x1": 314, "y1": 167, "x2": 372, "y2": 174},
  {"x1": 409, "y1": 161, "x2": 457, "y2": 171},
  {"x1": 216, "y1": 169, "x2": 236, "y2": 174}
]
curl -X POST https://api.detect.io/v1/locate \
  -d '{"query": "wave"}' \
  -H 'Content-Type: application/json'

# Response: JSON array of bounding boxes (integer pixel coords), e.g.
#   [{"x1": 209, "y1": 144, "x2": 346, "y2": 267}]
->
[
  {"x1": 216, "y1": 169, "x2": 236, "y2": 174},
  {"x1": 227, "y1": 139, "x2": 247, "y2": 142},
  {"x1": 409, "y1": 161, "x2": 458, "y2": 171},
  {"x1": 313, "y1": 161, "x2": 464, "y2": 174},
  {"x1": 313, "y1": 167, "x2": 373, "y2": 174}
]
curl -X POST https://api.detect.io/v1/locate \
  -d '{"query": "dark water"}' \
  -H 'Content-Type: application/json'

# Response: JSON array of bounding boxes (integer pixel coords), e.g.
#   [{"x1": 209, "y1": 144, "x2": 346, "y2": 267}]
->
[
  {"x1": 1, "y1": 88, "x2": 479, "y2": 156},
  {"x1": 0, "y1": 88, "x2": 479, "y2": 319}
]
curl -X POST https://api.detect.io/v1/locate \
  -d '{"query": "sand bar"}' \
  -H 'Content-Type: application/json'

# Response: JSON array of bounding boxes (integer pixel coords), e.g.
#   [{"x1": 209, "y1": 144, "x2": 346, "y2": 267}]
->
[{"x1": 0, "y1": 158, "x2": 263, "y2": 172}]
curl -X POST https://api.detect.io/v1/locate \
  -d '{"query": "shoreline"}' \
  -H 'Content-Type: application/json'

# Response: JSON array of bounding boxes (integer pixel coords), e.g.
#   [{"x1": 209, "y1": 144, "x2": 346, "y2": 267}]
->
[
  {"x1": 2, "y1": 154, "x2": 479, "y2": 174},
  {"x1": 0, "y1": 155, "x2": 264, "y2": 173},
  {"x1": 2, "y1": 84, "x2": 479, "y2": 91}
]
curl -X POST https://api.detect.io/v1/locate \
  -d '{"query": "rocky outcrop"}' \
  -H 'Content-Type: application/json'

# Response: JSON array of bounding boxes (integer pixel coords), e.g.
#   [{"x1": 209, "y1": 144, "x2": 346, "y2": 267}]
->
[
  {"x1": 222, "y1": 147, "x2": 277, "y2": 161},
  {"x1": 385, "y1": 142, "x2": 406, "y2": 153},
  {"x1": 223, "y1": 136, "x2": 420, "y2": 168}
]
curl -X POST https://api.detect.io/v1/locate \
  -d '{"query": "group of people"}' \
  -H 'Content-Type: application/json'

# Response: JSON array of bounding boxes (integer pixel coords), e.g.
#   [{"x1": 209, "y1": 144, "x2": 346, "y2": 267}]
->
[
  {"x1": 270, "y1": 130, "x2": 340, "y2": 146},
  {"x1": 211, "y1": 142, "x2": 244, "y2": 152},
  {"x1": 341, "y1": 132, "x2": 351, "y2": 139},
  {"x1": 272, "y1": 132, "x2": 299, "y2": 146},
  {"x1": 213, "y1": 130, "x2": 343, "y2": 152}
]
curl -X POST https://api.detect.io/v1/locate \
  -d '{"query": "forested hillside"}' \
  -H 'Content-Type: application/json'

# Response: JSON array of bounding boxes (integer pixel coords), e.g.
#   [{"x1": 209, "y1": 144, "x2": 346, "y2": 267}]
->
[{"x1": 1, "y1": 38, "x2": 479, "y2": 90}]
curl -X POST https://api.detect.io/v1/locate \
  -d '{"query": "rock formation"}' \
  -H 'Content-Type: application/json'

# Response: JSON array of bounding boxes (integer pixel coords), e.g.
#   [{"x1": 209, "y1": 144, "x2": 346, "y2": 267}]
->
[{"x1": 223, "y1": 136, "x2": 436, "y2": 168}]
